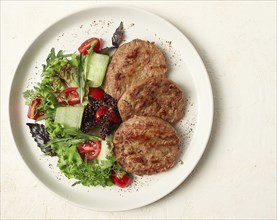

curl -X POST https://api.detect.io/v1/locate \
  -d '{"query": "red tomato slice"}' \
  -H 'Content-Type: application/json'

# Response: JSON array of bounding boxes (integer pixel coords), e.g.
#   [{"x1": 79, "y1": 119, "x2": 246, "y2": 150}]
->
[
  {"x1": 57, "y1": 87, "x2": 80, "y2": 105},
  {"x1": 95, "y1": 106, "x2": 109, "y2": 120},
  {"x1": 95, "y1": 106, "x2": 118, "y2": 124},
  {"x1": 107, "y1": 112, "x2": 118, "y2": 124},
  {"x1": 111, "y1": 170, "x2": 131, "y2": 188},
  {"x1": 27, "y1": 97, "x2": 44, "y2": 120},
  {"x1": 77, "y1": 140, "x2": 101, "y2": 160},
  {"x1": 78, "y1": 38, "x2": 101, "y2": 55},
  {"x1": 88, "y1": 87, "x2": 105, "y2": 100}
]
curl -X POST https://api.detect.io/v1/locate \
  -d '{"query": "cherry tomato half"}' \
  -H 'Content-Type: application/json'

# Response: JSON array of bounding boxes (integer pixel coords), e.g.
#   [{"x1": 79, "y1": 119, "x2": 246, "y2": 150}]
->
[
  {"x1": 111, "y1": 170, "x2": 131, "y2": 188},
  {"x1": 88, "y1": 87, "x2": 105, "y2": 100},
  {"x1": 95, "y1": 106, "x2": 118, "y2": 124},
  {"x1": 78, "y1": 37, "x2": 101, "y2": 55},
  {"x1": 57, "y1": 87, "x2": 80, "y2": 105},
  {"x1": 77, "y1": 140, "x2": 101, "y2": 160},
  {"x1": 27, "y1": 96, "x2": 44, "y2": 120}
]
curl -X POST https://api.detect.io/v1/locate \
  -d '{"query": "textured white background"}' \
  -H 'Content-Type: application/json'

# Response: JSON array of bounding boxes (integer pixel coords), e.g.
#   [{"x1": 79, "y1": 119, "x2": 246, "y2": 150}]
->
[{"x1": 1, "y1": 1, "x2": 276, "y2": 219}]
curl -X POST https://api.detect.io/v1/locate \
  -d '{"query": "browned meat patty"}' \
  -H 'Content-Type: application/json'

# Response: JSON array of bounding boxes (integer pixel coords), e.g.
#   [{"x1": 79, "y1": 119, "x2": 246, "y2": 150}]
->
[
  {"x1": 103, "y1": 39, "x2": 167, "y2": 100},
  {"x1": 118, "y1": 77, "x2": 185, "y2": 124},
  {"x1": 113, "y1": 116, "x2": 180, "y2": 176}
]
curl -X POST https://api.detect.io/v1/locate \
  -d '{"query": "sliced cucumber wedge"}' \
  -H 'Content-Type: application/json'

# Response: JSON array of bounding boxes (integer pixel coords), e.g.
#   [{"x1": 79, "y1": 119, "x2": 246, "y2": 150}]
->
[
  {"x1": 54, "y1": 106, "x2": 84, "y2": 128},
  {"x1": 97, "y1": 135, "x2": 114, "y2": 169},
  {"x1": 86, "y1": 53, "x2": 110, "y2": 87}
]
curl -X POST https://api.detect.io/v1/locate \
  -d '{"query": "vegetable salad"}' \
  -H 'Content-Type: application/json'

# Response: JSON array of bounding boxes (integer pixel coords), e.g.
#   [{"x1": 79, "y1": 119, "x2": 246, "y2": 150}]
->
[{"x1": 23, "y1": 22, "x2": 131, "y2": 188}]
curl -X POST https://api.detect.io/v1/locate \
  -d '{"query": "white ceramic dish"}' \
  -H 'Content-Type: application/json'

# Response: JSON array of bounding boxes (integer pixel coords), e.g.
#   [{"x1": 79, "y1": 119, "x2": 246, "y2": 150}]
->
[{"x1": 9, "y1": 6, "x2": 213, "y2": 211}]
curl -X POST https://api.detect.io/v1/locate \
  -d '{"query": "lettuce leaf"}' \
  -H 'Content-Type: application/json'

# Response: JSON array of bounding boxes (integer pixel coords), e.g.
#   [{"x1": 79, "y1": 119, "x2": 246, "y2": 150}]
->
[
  {"x1": 56, "y1": 145, "x2": 115, "y2": 186},
  {"x1": 23, "y1": 49, "x2": 85, "y2": 117},
  {"x1": 42, "y1": 120, "x2": 115, "y2": 186},
  {"x1": 76, "y1": 53, "x2": 86, "y2": 103},
  {"x1": 56, "y1": 144, "x2": 114, "y2": 186},
  {"x1": 42, "y1": 48, "x2": 79, "y2": 89}
]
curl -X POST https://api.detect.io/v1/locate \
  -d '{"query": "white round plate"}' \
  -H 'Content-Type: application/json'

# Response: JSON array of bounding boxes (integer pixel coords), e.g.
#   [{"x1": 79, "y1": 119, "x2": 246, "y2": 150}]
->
[{"x1": 9, "y1": 6, "x2": 213, "y2": 211}]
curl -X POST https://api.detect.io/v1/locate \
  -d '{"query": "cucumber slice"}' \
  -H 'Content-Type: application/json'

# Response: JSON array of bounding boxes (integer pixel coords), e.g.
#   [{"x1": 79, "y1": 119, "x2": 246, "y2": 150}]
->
[
  {"x1": 97, "y1": 135, "x2": 113, "y2": 169},
  {"x1": 97, "y1": 140, "x2": 112, "y2": 161},
  {"x1": 54, "y1": 106, "x2": 84, "y2": 128},
  {"x1": 86, "y1": 53, "x2": 110, "y2": 87}
]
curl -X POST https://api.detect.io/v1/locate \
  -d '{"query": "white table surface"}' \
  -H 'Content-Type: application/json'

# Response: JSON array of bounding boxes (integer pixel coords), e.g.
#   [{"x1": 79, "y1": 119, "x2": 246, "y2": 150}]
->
[{"x1": 1, "y1": 1, "x2": 276, "y2": 219}]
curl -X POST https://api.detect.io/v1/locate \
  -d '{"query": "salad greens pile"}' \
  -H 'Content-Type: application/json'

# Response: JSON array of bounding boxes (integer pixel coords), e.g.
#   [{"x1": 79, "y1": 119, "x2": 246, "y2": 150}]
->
[
  {"x1": 23, "y1": 48, "x2": 77, "y2": 117},
  {"x1": 23, "y1": 23, "x2": 130, "y2": 187}
]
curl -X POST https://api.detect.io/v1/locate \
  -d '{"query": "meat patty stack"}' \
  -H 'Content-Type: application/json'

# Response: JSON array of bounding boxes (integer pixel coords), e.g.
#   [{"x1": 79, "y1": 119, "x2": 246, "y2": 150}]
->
[{"x1": 104, "y1": 39, "x2": 185, "y2": 176}]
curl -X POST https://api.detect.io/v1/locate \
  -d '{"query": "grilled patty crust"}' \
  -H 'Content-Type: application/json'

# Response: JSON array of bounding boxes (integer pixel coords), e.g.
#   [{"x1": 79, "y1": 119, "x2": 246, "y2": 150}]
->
[
  {"x1": 118, "y1": 77, "x2": 185, "y2": 124},
  {"x1": 103, "y1": 39, "x2": 167, "y2": 100},
  {"x1": 113, "y1": 116, "x2": 180, "y2": 176}
]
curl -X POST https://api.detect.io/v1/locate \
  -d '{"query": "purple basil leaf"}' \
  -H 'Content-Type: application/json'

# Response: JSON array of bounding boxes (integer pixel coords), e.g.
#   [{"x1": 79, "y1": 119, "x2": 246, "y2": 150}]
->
[
  {"x1": 26, "y1": 123, "x2": 56, "y2": 156},
  {"x1": 112, "y1": 21, "x2": 124, "y2": 47},
  {"x1": 99, "y1": 46, "x2": 116, "y2": 55},
  {"x1": 99, "y1": 22, "x2": 124, "y2": 54}
]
